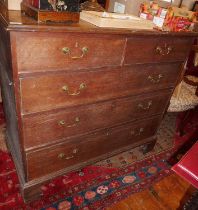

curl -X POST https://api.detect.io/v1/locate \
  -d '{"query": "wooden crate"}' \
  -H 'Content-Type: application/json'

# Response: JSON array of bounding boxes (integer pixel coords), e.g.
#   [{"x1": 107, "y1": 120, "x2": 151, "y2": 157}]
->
[{"x1": 21, "y1": 2, "x2": 80, "y2": 23}]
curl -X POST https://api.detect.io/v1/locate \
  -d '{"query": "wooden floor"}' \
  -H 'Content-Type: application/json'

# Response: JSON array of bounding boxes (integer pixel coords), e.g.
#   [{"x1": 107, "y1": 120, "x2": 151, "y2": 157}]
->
[{"x1": 107, "y1": 174, "x2": 196, "y2": 210}]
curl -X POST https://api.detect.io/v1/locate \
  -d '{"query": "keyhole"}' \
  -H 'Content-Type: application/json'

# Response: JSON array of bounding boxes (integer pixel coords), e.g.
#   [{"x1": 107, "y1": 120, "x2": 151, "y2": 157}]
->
[{"x1": 75, "y1": 42, "x2": 79, "y2": 48}]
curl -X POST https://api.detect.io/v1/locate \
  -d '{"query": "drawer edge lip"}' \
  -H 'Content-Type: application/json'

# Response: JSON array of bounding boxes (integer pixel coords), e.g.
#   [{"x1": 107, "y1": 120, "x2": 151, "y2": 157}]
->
[
  {"x1": 25, "y1": 136, "x2": 157, "y2": 184},
  {"x1": 17, "y1": 64, "x2": 123, "y2": 76},
  {"x1": 123, "y1": 60, "x2": 185, "y2": 66},
  {"x1": 24, "y1": 115, "x2": 161, "y2": 153},
  {"x1": 7, "y1": 25, "x2": 198, "y2": 37},
  {"x1": 17, "y1": 60, "x2": 184, "y2": 78}
]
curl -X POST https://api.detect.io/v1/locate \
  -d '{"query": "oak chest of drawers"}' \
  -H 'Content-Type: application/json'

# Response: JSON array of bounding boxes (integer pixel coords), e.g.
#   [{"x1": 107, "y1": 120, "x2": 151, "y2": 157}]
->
[{"x1": 0, "y1": 9, "x2": 196, "y2": 201}]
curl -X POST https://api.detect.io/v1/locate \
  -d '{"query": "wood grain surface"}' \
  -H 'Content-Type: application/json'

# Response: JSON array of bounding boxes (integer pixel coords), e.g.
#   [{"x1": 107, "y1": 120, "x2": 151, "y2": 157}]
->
[{"x1": 107, "y1": 174, "x2": 196, "y2": 210}]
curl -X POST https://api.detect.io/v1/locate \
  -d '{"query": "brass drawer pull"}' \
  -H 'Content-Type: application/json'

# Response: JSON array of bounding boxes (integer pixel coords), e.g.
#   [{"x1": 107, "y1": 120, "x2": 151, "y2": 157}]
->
[
  {"x1": 62, "y1": 46, "x2": 89, "y2": 59},
  {"x1": 138, "y1": 101, "x2": 152, "y2": 110},
  {"x1": 67, "y1": 117, "x2": 80, "y2": 128},
  {"x1": 62, "y1": 83, "x2": 86, "y2": 96},
  {"x1": 59, "y1": 120, "x2": 65, "y2": 125},
  {"x1": 131, "y1": 127, "x2": 144, "y2": 136},
  {"x1": 148, "y1": 74, "x2": 163, "y2": 84},
  {"x1": 58, "y1": 148, "x2": 79, "y2": 160},
  {"x1": 58, "y1": 117, "x2": 80, "y2": 128},
  {"x1": 156, "y1": 44, "x2": 173, "y2": 56},
  {"x1": 58, "y1": 153, "x2": 74, "y2": 160}
]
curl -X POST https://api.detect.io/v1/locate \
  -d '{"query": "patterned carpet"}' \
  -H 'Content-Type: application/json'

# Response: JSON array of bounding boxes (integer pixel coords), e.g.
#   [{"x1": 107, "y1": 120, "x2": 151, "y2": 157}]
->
[{"x1": 0, "y1": 112, "x2": 182, "y2": 210}]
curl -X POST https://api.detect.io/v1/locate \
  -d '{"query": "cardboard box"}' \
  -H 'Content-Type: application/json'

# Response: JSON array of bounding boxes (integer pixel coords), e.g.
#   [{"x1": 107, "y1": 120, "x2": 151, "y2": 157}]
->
[{"x1": 0, "y1": 0, "x2": 22, "y2": 10}]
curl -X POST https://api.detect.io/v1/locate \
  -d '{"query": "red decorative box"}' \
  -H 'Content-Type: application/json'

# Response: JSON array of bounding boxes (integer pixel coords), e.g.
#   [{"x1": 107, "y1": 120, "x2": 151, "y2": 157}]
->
[{"x1": 164, "y1": 7, "x2": 196, "y2": 32}]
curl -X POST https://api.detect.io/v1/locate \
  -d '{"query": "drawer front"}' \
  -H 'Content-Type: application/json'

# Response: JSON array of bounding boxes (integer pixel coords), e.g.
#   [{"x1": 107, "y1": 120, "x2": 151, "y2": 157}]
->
[
  {"x1": 14, "y1": 32, "x2": 125, "y2": 72},
  {"x1": 20, "y1": 63, "x2": 182, "y2": 114},
  {"x1": 23, "y1": 90, "x2": 171, "y2": 149},
  {"x1": 124, "y1": 37, "x2": 192, "y2": 64},
  {"x1": 121, "y1": 63, "x2": 181, "y2": 94},
  {"x1": 26, "y1": 116, "x2": 160, "y2": 180}
]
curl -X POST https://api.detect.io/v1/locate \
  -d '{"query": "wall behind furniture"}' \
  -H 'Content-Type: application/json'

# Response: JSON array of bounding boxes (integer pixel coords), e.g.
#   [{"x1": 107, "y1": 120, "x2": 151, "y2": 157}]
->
[
  {"x1": 108, "y1": 0, "x2": 148, "y2": 15},
  {"x1": 182, "y1": 0, "x2": 196, "y2": 10},
  {"x1": 108, "y1": 0, "x2": 196, "y2": 16}
]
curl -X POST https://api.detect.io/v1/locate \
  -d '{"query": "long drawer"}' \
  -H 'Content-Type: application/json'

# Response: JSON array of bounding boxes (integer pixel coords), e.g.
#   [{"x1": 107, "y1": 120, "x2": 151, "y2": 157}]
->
[
  {"x1": 22, "y1": 90, "x2": 171, "y2": 149},
  {"x1": 20, "y1": 63, "x2": 181, "y2": 114},
  {"x1": 13, "y1": 32, "x2": 125, "y2": 72},
  {"x1": 26, "y1": 116, "x2": 160, "y2": 180},
  {"x1": 124, "y1": 37, "x2": 192, "y2": 64}
]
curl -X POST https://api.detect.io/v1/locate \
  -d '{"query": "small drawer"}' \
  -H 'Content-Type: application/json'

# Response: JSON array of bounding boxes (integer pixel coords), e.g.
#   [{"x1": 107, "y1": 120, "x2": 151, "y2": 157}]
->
[
  {"x1": 26, "y1": 116, "x2": 160, "y2": 180},
  {"x1": 22, "y1": 90, "x2": 171, "y2": 149},
  {"x1": 20, "y1": 63, "x2": 182, "y2": 114},
  {"x1": 13, "y1": 32, "x2": 125, "y2": 72},
  {"x1": 122, "y1": 62, "x2": 182, "y2": 94},
  {"x1": 124, "y1": 37, "x2": 192, "y2": 64}
]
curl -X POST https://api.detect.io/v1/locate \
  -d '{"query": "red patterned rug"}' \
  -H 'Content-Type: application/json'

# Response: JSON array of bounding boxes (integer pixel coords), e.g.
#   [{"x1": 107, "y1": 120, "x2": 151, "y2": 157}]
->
[{"x1": 0, "y1": 108, "x2": 198, "y2": 210}]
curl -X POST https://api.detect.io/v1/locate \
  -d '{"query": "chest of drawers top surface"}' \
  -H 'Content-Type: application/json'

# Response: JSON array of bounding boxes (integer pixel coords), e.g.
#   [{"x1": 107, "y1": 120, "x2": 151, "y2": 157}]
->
[{"x1": 0, "y1": 8, "x2": 197, "y2": 36}]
